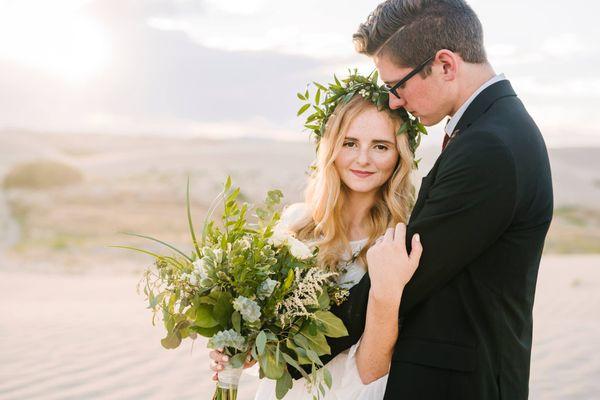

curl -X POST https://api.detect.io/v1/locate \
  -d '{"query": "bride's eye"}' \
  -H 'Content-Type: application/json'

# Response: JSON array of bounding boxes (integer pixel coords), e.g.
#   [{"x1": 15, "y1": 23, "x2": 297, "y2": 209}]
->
[
  {"x1": 374, "y1": 144, "x2": 389, "y2": 151},
  {"x1": 343, "y1": 141, "x2": 356, "y2": 148}
]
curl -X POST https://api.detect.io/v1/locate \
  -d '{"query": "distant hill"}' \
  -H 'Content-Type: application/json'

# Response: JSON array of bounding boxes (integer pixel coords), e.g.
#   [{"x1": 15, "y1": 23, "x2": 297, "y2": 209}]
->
[{"x1": 0, "y1": 131, "x2": 598, "y2": 266}]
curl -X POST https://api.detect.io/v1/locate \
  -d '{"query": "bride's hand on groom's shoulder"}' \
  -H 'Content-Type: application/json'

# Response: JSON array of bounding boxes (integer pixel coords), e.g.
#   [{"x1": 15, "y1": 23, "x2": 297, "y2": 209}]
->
[
  {"x1": 366, "y1": 223, "x2": 422, "y2": 304},
  {"x1": 209, "y1": 349, "x2": 256, "y2": 381}
]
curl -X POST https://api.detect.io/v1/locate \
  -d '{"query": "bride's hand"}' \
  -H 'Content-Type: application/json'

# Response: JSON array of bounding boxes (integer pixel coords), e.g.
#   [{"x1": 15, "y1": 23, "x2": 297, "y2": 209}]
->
[
  {"x1": 209, "y1": 349, "x2": 256, "y2": 381},
  {"x1": 366, "y1": 223, "x2": 422, "y2": 304}
]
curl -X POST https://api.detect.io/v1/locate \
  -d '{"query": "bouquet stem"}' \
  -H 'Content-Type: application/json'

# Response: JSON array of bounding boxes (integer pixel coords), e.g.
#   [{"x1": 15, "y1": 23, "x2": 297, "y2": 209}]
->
[{"x1": 212, "y1": 365, "x2": 243, "y2": 400}]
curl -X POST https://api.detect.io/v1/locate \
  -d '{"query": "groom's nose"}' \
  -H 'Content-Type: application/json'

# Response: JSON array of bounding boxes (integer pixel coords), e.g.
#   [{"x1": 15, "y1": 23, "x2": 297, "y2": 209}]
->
[{"x1": 388, "y1": 94, "x2": 406, "y2": 110}]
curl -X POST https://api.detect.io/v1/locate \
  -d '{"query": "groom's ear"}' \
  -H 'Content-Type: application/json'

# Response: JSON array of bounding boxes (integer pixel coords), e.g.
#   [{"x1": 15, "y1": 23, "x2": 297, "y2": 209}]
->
[{"x1": 436, "y1": 50, "x2": 459, "y2": 81}]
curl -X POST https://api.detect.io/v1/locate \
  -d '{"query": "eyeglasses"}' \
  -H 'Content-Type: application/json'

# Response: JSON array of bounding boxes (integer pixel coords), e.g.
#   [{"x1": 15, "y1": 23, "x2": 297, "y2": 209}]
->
[{"x1": 384, "y1": 54, "x2": 435, "y2": 99}]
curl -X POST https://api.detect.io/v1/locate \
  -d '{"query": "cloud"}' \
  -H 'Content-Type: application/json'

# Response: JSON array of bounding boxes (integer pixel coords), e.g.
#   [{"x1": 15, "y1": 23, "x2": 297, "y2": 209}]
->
[
  {"x1": 142, "y1": 0, "x2": 375, "y2": 59},
  {"x1": 0, "y1": 10, "x2": 330, "y2": 138},
  {"x1": 541, "y1": 33, "x2": 587, "y2": 58}
]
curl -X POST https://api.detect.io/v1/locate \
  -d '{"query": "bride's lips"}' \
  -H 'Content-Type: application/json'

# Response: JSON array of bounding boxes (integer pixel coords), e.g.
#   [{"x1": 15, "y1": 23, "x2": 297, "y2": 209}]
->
[{"x1": 350, "y1": 169, "x2": 375, "y2": 178}]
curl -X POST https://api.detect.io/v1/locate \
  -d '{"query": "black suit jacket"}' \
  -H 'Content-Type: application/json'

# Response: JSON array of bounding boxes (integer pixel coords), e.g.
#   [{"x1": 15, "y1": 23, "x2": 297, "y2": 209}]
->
[{"x1": 321, "y1": 80, "x2": 553, "y2": 400}]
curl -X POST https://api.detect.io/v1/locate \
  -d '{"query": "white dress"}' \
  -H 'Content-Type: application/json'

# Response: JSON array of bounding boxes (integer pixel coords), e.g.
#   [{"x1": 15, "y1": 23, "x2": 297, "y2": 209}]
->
[{"x1": 252, "y1": 203, "x2": 389, "y2": 400}]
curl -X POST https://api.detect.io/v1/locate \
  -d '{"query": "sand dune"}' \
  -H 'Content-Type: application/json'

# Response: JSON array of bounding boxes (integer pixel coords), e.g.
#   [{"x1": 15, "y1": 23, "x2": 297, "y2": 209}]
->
[
  {"x1": 1, "y1": 255, "x2": 598, "y2": 400},
  {"x1": 0, "y1": 132, "x2": 599, "y2": 399}
]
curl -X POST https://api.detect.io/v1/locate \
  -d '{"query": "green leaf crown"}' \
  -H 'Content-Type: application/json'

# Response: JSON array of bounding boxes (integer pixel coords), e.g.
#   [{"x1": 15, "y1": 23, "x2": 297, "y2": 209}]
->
[{"x1": 297, "y1": 69, "x2": 427, "y2": 166}]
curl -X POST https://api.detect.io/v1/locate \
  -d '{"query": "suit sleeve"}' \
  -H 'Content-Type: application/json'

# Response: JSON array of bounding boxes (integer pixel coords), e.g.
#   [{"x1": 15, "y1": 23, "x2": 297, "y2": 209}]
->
[{"x1": 401, "y1": 134, "x2": 517, "y2": 316}]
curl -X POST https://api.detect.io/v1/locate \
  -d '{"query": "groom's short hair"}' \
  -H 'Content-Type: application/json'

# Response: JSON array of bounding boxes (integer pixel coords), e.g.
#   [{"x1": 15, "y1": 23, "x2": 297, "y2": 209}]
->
[{"x1": 354, "y1": 0, "x2": 487, "y2": 69}]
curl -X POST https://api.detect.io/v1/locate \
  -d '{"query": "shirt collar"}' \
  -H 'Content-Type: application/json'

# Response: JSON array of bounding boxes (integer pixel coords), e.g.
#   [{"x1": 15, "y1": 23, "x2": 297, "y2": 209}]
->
[{"x1": 444, "y1": 73, "x2": 506, "y2": 136}]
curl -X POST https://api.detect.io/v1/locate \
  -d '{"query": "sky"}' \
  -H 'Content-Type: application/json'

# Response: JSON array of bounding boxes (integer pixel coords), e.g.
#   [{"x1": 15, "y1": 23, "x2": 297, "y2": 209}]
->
[{"x1": 0, "y1": 0, "x2": 598, "y2": 148}]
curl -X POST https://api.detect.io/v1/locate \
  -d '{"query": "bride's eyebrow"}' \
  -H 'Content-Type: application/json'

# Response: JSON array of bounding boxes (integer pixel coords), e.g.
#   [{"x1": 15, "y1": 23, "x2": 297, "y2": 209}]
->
[
  {"x1": 344, "y1": 137, "x2": 394, "y2": 145},
  {"x1": 372, "y1": 139, "x2": 394, "y2": 145}
]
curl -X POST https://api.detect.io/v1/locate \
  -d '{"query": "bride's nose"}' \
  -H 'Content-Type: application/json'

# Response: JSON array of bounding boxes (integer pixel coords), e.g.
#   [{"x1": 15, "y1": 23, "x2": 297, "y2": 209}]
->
[{"x1": 356, "y1": 147, "x2": 370, "y2": 165}]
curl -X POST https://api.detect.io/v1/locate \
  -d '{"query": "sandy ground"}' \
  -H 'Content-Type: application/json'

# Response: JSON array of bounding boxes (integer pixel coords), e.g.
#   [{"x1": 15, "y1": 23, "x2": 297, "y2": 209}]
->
[{"x1": 0, "y1": 255, "x2": 598, "y2": 400}]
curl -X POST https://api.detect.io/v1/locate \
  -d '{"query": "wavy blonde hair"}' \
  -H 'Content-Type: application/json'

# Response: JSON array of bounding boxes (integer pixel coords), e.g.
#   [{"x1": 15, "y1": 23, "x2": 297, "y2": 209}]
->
[{"x1": 289, "y1": 95, "x2": 415, "y2": 271}]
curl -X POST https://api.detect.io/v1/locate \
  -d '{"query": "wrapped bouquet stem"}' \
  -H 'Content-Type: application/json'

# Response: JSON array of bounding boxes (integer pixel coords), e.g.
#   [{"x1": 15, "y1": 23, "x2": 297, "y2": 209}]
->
[
  {"x1": 116, "y1": 177, "x2": 349, "y2": 400},
  {"x1": 213, "y1": 364, "x2": 243, "y2": 400}
]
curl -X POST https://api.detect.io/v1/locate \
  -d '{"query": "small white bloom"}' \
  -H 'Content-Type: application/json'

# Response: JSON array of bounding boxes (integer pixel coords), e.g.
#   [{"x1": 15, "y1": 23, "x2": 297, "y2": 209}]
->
[
  {"x1": 233, "y1": 296, "x2": 261, "y2": 323},
  {"x1": 189, "y1": 274, "x2": 198, "y2": 286},
  {"x1": 257, "y1": 278, "x2": 278, "y2": 300},
  {"x1": 213, "y1": 248, "x2": 223, "y2": 264},
  {"x1": 207, "y1": 329, "x2": 247, "y2": 351},
  {"x1": 193, "y1": 258, "x2": 209, "y2": 280},
  {"x1": 288, "y1": 236, "x2": 313, "y2": 260},
  {"x1": 269, "y1": 223, "x2": 293, "y2": 247},
  {"x1": 239, "y1": 236, "x2": 252, "y2": 251}
]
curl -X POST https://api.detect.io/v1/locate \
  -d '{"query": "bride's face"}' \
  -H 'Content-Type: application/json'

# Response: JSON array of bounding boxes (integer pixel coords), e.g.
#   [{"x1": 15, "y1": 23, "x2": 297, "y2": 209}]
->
[{"x1": 334, "y1": 107, "x2": 399, "y2": 195}]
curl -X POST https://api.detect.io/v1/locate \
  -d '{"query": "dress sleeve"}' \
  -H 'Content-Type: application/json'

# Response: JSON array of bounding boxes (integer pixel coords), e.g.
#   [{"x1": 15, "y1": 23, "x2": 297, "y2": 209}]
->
[{"x1": 339, "y1": 338, "x2": 389, "y2": 398}]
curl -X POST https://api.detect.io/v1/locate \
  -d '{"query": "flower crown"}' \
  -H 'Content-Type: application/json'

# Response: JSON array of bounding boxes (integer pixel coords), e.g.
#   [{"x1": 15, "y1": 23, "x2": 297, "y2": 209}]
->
[{"x1": 297, "y1": 69, "x2": 427, "y2": 167}]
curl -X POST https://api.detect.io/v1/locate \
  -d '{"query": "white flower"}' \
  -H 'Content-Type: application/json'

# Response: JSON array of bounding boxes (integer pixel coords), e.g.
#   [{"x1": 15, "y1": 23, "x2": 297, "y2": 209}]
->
[
  {"x1": 207, "y1": 329, "x2": 247, "y2": 351},
  {"x1": 181, "y1": 272, "x2": 198, "y2": 286},
  {"x1": 288, "y1": 236, "x2": 313, "y2": 260},
  {"x1": 257, "y1": 278, "x2": 278, "y2": 300},
  {"x1": 213, "y1": 248, "x2": 223, "y2": 264},
  {"x1": 193, "y1": 258, "x2": 209, "y2": 280},
  {"x1": 233, "y1": 296, "x2": 261, "y2": 323},
  {"x1": 275, "y1": 267, "x2": 337, "y2": 326},
  {"x1": 269, "y1": 223, "x2": 294, "y2": 247},
  {"x1": 239, "y1": 236, "x2": 252, "y2": 251}
]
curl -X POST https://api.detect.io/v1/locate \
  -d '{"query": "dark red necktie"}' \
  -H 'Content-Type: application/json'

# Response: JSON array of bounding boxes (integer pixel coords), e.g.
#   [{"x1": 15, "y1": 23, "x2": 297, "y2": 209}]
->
[
  {"x1": 442, "y1": 118, "x2": 451, "y2": 150},
  {"x1": 442, "y1": 133, "x2": 451, "y2": 150}
]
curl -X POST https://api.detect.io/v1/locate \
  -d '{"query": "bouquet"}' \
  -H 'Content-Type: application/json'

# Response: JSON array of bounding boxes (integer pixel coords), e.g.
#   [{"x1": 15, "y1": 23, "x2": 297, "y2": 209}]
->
[{"x1": 118, "y1": 178, "x2": 349, "y2": 400}]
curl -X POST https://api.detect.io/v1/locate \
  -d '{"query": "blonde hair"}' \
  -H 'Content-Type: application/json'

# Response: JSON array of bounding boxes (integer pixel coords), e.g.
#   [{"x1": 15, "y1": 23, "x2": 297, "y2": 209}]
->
[{"x1": 291, "y1": 95, "x2": 415, "y2": 271}]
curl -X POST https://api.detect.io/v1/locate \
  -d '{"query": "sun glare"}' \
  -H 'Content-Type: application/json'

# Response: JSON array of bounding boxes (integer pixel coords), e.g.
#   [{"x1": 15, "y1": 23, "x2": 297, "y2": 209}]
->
[{"x1": 0, "y1": 0, "x2": 110, "y2": 84}]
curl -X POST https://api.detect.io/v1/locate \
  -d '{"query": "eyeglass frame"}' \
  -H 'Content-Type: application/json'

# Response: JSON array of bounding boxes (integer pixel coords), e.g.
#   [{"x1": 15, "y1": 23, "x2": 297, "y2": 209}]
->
[{"x1": 384, "y1": 54, "x2": 436, "y2": 99}]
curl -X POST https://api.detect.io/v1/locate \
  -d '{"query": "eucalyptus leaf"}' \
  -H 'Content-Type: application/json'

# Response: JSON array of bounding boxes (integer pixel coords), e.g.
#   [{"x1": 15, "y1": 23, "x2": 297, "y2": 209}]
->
[
  {"x1": 213, "y1": 291, "x2": 234, "y2": 327},
  {"x1": 160, "y1": 332, "x2": 181, "y2": 349},
  {"x1": 275, "y1": 370, "x2": 293, "y2": 400},
  {"x1": 305, "y1": 348, "x2": 323, "y2": 366},
  {"x1": 232, "y1": 311, "x2": 242, "y2": 333},
  {"x1": 229, "y1": 352, "x2": 247, "y2": 368},
  {"x1": 314, "y1": 310, "x2": 348, "y2": 338},
  {"x1": 190, "y1": 325, "x2": 221, "y2": 337},
  {"x1": 281, "y1": 351, "x2": 310, "y2": 379},
  {"x1": 256, "y1": 331, "x2": 267, "y2": 355},
  {"x1": 298, "y1": 329, "x2": 330, "y2": 355},
  {"x1": 323, "y1": 367, "x2": 333, "y2": 389},
  {"x1": 261, "y1": 343, "x2": 285, "y2": 380},
  {"x1": 195, "y1": 304, "x2": 219, "y2": 328},
  {"x1": 317, "y1": 290, "x2": 330, "y2": 309}
]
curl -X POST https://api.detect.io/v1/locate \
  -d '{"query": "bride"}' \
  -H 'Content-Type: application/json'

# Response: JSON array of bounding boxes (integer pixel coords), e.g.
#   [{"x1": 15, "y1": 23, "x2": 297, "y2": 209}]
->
[{"x1": 210, "y1": 74, "x2": 423, "y2": 399}]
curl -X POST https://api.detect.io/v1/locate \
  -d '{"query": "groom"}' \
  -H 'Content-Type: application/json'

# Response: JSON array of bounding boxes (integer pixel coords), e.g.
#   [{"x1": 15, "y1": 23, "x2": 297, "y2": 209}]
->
[{"x1": 331, "y1": 1, "x2": 554, "y2": 399}]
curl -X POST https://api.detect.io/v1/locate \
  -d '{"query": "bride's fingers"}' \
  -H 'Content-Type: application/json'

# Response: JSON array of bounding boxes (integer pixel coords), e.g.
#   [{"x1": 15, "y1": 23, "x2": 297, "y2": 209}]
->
[
  {"x1": 212, "y1": 373, "x2": 218, "y2": 381},
  {"x1": 209, "y1": 350, "x2": 229, "y2": 363},
  {"x1": 409, "y1": 233, "x2": 423, "y2": 267},
  {"x1": 393, "y1": 223, "x2": 407, "y2": 254},
  {"x1": 210, "y1": 359, "x2": 225, "y2": 372},
  {"x1": 383, "y1": 227, "x2": 394, "y2": 242}
]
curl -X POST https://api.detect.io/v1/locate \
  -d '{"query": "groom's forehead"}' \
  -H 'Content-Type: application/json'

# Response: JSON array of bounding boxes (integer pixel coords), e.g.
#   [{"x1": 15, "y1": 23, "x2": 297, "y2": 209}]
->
[{"x1": 374, "y1": 54, "x2": 410, "y2": 81}]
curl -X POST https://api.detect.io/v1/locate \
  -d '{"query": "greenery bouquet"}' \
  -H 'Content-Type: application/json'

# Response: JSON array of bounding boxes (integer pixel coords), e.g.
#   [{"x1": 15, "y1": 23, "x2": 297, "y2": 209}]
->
[{"x1": 117, "y1": 178, "x2": 349, "y2": 400}]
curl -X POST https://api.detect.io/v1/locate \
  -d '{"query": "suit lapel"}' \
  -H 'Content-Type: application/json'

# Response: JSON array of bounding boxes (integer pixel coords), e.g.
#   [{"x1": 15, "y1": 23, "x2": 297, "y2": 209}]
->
[
  {"x1": 410, "y1": 80, "x2": 518, "y2": 223},
  {"x1": 410, "y1": 158, "x2": 441, "y2": 223},
  {"x1": 453, "y1": 80, "x2": 517, "y2": 134}
]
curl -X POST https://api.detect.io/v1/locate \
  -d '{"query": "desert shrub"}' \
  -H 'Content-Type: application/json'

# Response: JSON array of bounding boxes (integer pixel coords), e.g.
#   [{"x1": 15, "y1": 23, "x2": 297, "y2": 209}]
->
[{"x1": 3, "y1": 160, "x2": 83, "y2": 190}]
